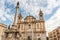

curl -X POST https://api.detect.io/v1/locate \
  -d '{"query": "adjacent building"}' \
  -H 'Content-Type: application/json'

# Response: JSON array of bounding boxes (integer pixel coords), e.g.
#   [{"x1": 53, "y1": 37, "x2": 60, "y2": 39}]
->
[
  {"x1": 0, "y1": 23, "x2": 7, "y2": 40},
  {"x1": 48, "y1": 27, "x2": 60, "y2": 40}
]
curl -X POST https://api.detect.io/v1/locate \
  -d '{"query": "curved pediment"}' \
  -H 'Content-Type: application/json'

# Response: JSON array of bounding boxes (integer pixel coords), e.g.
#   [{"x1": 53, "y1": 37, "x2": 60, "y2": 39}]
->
[
  {"x1": 24, "y1": 16, "x2": 36, "y2": 22},
  {"x1": 0, "y1": 23, "x2": 7, "y2": 28}
]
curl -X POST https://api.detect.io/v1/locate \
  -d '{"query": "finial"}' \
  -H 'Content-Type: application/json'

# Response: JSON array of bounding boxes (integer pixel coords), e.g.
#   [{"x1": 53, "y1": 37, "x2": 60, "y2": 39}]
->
[
  {"x1": 40, "y1": 10, "x2": 42, "y2": 13},
  {"x1": 20, "y1": 12, "x2": 22, "y2": 17},
  {"x1": 39, "y1": 9, "x2": 43, "y2": 15},
  {"x1": 40, "y1": 9, "x2": 42, "y2": 13},
  {"x1": 17, "y1": 2, "x2": 19, "y2": 6},
  {"x1": 18, "y1": 12, "x2": 22, "y2": 19},
  {"x1": 28, "y1": 12, "x2": 31, "y2": 16}
]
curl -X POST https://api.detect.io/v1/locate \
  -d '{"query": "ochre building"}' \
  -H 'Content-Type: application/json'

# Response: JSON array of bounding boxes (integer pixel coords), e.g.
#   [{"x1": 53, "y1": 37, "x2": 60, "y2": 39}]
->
[
  {"x1": 48, "y1": 27, "x2": 60, "y2": 40},
  {"x1": 2, "y1": 2, "x2": 46, "y2": 40},
  {"x1": 0, "y1": 23, "x2": 7, "y2": 40}
]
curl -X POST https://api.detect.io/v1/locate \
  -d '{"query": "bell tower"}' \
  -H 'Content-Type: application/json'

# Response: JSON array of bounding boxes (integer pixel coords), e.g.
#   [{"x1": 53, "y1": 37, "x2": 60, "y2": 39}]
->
[
  {"x1": 39, "y1": 10, "x2": 46, "y2": 40},
  {"x1": 39, "y1": 10, "x2": 44, "y2": 21},
  {"x1": 18, "y1": 13, "x2": 22, "y2": 23},
  {"x1": 39, "y1": 9, "x2": 46, "y2": 33}
]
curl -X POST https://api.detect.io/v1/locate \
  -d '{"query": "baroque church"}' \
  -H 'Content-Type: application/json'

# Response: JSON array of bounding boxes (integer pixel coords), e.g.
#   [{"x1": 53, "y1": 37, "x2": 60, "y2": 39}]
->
[{"x1": 1, "y1": 2, "x2": 46, "y2": 40}]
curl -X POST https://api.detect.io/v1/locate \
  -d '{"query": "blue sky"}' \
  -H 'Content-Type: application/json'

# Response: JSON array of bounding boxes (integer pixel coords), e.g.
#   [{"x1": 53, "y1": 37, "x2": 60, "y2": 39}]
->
[{"x1": 0, "y1": 0, "x2": 60, "y2": 34}]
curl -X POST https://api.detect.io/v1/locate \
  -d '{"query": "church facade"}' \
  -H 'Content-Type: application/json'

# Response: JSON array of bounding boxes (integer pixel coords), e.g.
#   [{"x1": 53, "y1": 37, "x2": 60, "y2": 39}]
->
[{"x1": 2, "y1": 2, "x2": 46, "y2": 40}]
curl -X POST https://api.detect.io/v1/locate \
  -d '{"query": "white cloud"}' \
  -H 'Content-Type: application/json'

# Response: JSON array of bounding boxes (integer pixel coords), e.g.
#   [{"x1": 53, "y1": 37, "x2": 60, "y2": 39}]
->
[
  {"x1": 0, "y1": 0, "x2": 13, "y2": 23},
  {"x1": 0, "y1": 0, "x2": 6, "y2": 21},
  {"x1": 45, "y1": 8, "x2": 60, "y2": 33},
  {"x1": 4, "y1": 0, "x2": 60, "y2": 15},
  {"x1": 44, "y1": 0, "x2": 60, "y2": 14},
  {"x1": 4, "y1": 0, "x2": 47, "y2": 16}
]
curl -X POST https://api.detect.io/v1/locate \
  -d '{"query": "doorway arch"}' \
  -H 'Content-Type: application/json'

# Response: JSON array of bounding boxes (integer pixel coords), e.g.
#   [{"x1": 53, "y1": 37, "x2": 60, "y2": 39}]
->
[
  {"x1": 38, "y1": 38, "x2": 41, "y2": 40},
  {"x1": 28, "y1": 36, "x2": 31, "y2": 40}
]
